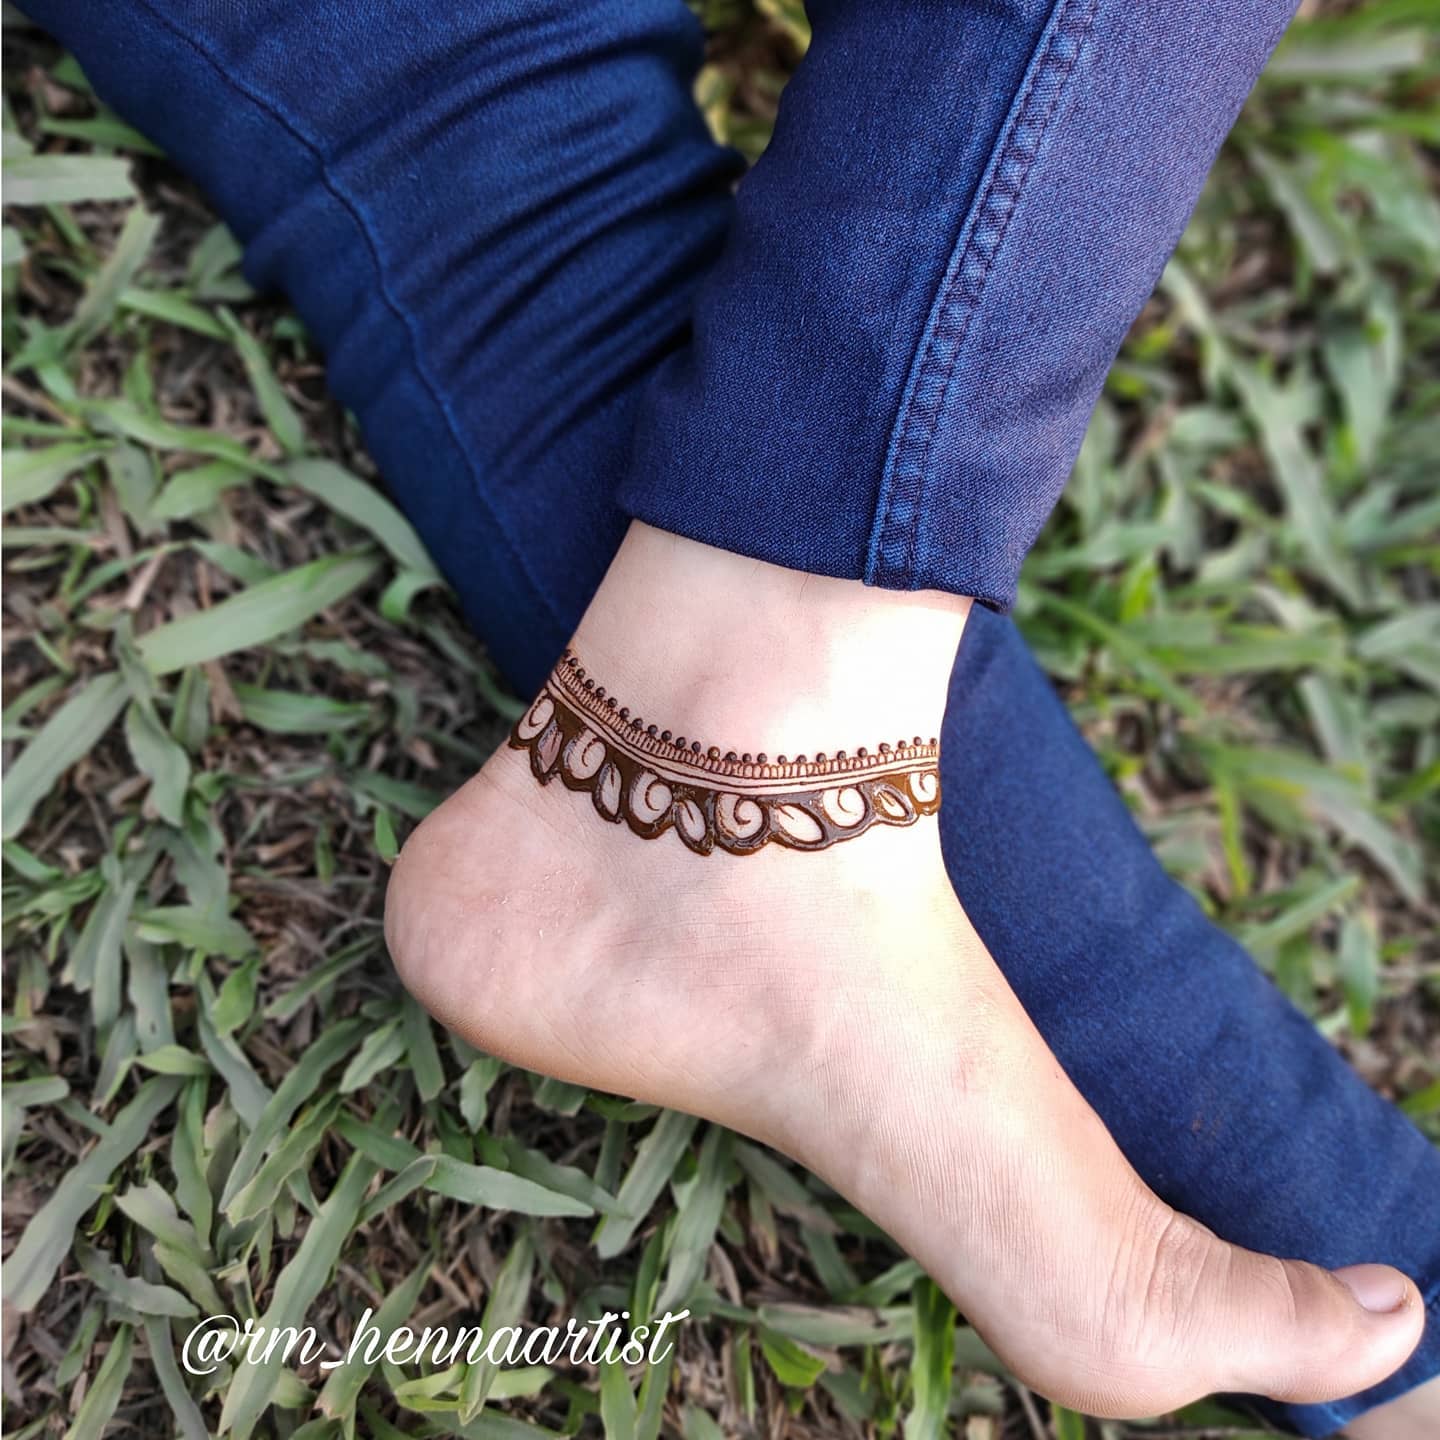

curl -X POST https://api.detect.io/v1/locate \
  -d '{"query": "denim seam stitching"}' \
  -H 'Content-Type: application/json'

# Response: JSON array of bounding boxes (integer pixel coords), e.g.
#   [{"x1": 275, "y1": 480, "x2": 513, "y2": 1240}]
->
[
  {"x1": 864, "y1": 0, "x2": 1099, "y2": 592},
  {"x1": 126, "y1": 0, "x2": 566, "y2": 638}
]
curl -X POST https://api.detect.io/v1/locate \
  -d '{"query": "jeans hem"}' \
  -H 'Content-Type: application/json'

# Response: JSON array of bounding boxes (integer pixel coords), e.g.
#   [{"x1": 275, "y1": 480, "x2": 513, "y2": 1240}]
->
[{"x1": 863, "y1": 0, "x2": 1097, "y2": 595}]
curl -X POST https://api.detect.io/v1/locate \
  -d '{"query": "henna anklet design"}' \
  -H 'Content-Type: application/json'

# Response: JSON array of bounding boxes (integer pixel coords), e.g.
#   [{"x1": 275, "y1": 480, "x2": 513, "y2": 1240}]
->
[{"x1": 508, "y1": 650, "x2": 941, "y2": 855}]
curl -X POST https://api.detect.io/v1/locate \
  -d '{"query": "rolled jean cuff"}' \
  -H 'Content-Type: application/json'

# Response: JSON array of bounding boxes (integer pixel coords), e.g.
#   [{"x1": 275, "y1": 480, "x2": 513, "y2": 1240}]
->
[{"x1": 618, "y1": 0, "x2": 1297, "y2": 602}]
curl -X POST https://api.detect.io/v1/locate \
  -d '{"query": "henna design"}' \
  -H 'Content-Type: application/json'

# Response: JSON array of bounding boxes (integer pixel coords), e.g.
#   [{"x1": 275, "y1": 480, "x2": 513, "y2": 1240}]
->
[{"x1": 508, "y1": 650, "x2": 941, "y2": 856}]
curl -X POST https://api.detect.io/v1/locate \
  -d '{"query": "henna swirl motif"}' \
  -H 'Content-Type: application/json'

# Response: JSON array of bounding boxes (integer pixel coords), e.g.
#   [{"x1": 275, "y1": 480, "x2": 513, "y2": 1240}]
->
[{"x1": 508, "y1": 651, "x2": 942, "y2": 856}]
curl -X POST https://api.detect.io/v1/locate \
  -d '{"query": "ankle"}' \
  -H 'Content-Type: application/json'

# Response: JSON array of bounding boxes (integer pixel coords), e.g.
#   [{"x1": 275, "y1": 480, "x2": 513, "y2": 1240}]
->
[{"x1": 567, "y1": 523, "x2": 971, "y2": 757}]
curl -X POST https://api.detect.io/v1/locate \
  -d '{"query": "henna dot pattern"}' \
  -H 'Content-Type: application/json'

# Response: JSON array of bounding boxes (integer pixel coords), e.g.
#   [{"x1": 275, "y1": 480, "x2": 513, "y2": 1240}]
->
[{"x1": 508, "y1": 650, "x2": 942, "y2": 856}]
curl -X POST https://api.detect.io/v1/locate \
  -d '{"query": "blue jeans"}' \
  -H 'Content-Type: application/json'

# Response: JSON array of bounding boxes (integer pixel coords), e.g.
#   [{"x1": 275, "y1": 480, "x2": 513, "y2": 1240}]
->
[{"x1": 26, "y1": 1, "x2": 1438, "y2": 1432}]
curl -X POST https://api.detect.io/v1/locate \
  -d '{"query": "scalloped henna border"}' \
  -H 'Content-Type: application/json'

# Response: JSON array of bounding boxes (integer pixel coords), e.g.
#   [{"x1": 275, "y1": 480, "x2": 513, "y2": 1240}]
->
[{"x1": 507, "y1": 651, "x2": 942, "y2": 856}]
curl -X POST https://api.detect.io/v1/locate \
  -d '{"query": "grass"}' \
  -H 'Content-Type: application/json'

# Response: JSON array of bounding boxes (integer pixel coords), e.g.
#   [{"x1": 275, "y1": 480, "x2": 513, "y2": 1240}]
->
[{"x1": 3, "y1": 3, "x2": 1437, "y2": 1437}]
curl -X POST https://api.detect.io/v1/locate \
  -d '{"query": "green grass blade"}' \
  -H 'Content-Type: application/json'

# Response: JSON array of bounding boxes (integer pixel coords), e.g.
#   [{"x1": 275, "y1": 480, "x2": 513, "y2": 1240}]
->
[
  {"x1": 217, "y1": 1151, "x2": 379, "y2": 1439},
  {"x1": 656, "y1": 1125, "x2": 733, "y2": 1313},
  {"x1": 285, "y1": 459, "x2": 440, "y2": 579},
  {"x1": 594, "y1": 1110, "x2": 699, "y2": 1260},
  {"x1": 2, "y1": 1076, "x2": 182, "y2": 1310},
  {"x1": 904, "y1": 1277, "x2": 955, "y2": 1440},
  {"x1": 136, "y1": 550, "x2": 381, "y2": 675},
  {"x1": 1, "y1": 672, "x2": 127, "y2": 840}
]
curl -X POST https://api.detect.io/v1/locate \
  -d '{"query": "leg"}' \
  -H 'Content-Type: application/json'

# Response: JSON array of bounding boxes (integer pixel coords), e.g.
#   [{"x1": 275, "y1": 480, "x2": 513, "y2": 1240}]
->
[
  {"x1": 947, "y1": 608, "x2": 1440, "y2": 1435},
  {"x1": 20, "y1": 0, "x2": 740, "y2": 692},
  {"x1": 28, "y1": 0, "x2": 1434, "y2": 1428},
  {"x1": 618, "y1": 0, "x2": 1301, "y2": 608},
  {"x1": 392, "y1": 522, "x2": 1422, "y2": 1419}
]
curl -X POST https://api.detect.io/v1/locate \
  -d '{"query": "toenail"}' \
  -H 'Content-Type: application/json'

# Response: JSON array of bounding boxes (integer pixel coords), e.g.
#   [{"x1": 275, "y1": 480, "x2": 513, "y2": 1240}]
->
[{"x1": 1334, "y1": 1264, "x2": 1412, "y2": 1314}]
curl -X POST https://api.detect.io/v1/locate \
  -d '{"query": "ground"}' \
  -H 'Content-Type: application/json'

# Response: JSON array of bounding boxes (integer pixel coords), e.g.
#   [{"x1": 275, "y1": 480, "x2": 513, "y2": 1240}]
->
[{"x1": 2, "y1": 4, "x2": 1437, "y2": 1438}]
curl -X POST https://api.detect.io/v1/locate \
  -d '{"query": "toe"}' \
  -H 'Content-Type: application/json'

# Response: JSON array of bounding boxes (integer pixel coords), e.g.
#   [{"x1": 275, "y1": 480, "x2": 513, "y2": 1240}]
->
[{"x1": 1071, "y1": 1197, "x2": 1425, "y2": 1416}]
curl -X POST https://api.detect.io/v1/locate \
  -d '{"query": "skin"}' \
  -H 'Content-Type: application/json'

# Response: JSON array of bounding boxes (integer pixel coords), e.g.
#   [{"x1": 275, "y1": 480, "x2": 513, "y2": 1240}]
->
[
  {"x1": 385, "y1": 521, "x2": 1427, "y2": 1420},
  {"x1": 1345, "y1": 1376, "x2": 1440, "y2": 1439},
  {"x1": 510, "y1": 648, "x2": 943, "y2": 855}
]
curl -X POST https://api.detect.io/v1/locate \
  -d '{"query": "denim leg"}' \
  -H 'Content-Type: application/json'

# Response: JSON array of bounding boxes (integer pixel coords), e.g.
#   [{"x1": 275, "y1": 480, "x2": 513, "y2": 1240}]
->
[
  {"x1": 21, "y1": 3, "x2": 1438, "y2": 1433},
  {"x1": 19, "y1": 0, "x2": 741, "y2": 692},
  {"x1": 948, "y1": 611, "x2": 1440, "y2": 1436},
  {"x1": 619, "y1": 0, "x2": 1299, "y2": 608}
]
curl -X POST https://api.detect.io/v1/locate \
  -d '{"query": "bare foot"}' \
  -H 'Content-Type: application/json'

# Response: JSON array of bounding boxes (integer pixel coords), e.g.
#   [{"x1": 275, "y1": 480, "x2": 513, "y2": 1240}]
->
[{"x1": 385, "y1": 523, "x2": 1424, "y2": 1417}]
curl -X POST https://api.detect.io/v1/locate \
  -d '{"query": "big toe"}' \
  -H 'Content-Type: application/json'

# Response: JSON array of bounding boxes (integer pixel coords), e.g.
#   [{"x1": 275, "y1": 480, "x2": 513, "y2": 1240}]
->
[
  {"x1": 918, "y1": 1055, "x2": 1426, "y2": 1420},
  {"x1": 1072, "y1": 1201, "x2": 1424, "y2": 1417}
]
